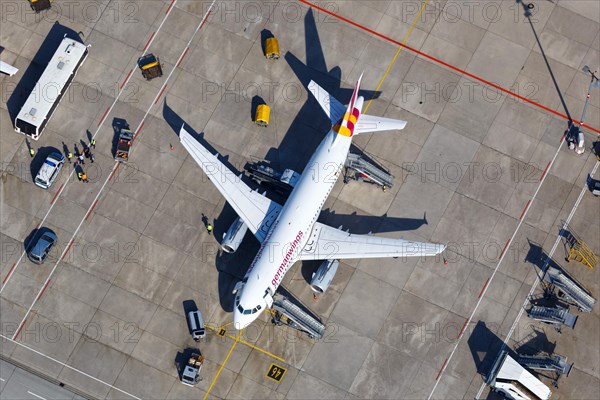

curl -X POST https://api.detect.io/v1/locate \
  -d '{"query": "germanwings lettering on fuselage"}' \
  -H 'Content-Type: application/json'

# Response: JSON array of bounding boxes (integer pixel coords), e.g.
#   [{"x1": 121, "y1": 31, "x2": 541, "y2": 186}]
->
[{"x1": 271, "y1": 231, "x2": 303, "y2": 286}]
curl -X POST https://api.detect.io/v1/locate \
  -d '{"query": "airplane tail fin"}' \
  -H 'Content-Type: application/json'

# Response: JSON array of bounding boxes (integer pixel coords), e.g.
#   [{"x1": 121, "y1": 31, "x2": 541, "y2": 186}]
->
[{"x1": 307, "y1": 74, "x2": 407, "y2": 136}]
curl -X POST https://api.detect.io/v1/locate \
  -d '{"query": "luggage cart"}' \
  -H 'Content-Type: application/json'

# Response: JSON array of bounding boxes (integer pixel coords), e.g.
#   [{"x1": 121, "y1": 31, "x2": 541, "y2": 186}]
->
[
  {"x1": 138, "y1": 54, "x2": 163, "y2": 81},
  {"x1": 255, "y1": 104, "x2": 270, "y2": 127},
  {"x1": 265, "y1": 37, "x2": 280, "y2": 60}
]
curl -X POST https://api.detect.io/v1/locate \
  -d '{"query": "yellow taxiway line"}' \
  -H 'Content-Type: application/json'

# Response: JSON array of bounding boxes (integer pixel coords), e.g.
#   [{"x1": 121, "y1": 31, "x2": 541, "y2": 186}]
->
[{"x1": 363, "y1": 0, "x2": 430, "y2": 114}]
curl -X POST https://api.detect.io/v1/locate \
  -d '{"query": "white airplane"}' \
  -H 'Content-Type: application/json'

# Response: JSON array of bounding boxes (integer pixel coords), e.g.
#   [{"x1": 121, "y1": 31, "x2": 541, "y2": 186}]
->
[
  {"x1": 0, "y1": 61, "x2": 19, "y2": 76},
  {"x1": 180, "y1": 75, "x2": 446, "y2": 329}
]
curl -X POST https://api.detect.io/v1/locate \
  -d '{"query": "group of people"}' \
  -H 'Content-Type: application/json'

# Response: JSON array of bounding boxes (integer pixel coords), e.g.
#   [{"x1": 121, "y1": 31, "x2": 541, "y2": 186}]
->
[{"x1": 66, "y1": 138, "x2": 96, "y2": 183}]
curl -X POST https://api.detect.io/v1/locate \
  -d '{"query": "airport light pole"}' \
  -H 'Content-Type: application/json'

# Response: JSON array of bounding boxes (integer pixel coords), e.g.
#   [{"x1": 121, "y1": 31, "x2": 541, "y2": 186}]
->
[{"x1": 569, "y1": 65, "x2": 600, "y2": 154}]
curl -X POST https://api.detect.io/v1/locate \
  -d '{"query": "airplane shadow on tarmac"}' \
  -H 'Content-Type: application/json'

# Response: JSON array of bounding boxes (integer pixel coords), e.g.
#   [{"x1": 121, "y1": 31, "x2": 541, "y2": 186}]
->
[{"x1": 160, "y1": 9, "x2": 427, "y2": 314}]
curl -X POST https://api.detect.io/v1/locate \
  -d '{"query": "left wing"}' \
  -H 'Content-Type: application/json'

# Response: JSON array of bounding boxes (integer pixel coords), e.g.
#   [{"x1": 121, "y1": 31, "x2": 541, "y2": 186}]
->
[
  {"x1": 180, "y1": 126, "x2": 282, "y2": 242},
  {"x1": 299, "y1": 222, "x2": 445, "y2": 260},
  {"x1": 354, "y1": 114, "x2": 407, "y2": 135}
]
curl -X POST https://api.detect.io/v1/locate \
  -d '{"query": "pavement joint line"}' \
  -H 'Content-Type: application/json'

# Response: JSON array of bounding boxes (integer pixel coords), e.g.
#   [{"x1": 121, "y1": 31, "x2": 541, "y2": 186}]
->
[
  {"x1": 363, "y1": 0, "x2": 429, "y2": 114},
  {"x1": 0, "y1": 0, "x2": 181, "y2": 295},
  {"x1": 475, "y1": 158, "x2": 600, "y2": 399},
  {"x1": 427, "y1": 133, "x2": 573, "y2": 398},
  {"x1": 203, "y1": 330, "x2": 242, "y2": 400},
  {"x1": 298, "y1": 0, "x2": 600, "y2": 135},
  {"x1": 0, "y1": 333, "x2": 142, "y2": 400},
  {"x1": 11, "y1": 0, "x2": 216, "y2": 341}
]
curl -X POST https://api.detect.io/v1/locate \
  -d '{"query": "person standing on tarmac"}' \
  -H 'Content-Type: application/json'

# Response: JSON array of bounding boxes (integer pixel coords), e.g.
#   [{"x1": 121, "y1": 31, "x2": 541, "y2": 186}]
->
[
  {"x1": 78, "y1": 154, "x2": 84, "y2": 164},
  {"x1": 67, "y1": 151, "x2": 73, "y2": 163},
  {"x1": 90, "y1": 138, "x2": 96, "y2": 149}
]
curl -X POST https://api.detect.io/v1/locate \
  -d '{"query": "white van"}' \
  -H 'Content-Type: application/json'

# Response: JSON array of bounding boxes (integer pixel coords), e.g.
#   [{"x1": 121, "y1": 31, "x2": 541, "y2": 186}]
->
[
  {"x1": 187, "y1": 310, "x2": 205, "y2": 341},
  {"x1": 35, "y1": 152, "x2": 64, "y2": 189}
]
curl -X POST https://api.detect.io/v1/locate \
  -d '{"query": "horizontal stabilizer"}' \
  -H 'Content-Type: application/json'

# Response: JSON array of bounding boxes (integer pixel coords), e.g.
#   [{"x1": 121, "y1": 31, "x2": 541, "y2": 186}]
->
[
  {"x1": 307, "y1": 80, "x2": 346, "y2": 125},
  {"x1": 0, "y1": 61, "x2": 18, "y2": 76},
  {"x1": 354, "y1": 114, "x2": 407, "y2": 135}
]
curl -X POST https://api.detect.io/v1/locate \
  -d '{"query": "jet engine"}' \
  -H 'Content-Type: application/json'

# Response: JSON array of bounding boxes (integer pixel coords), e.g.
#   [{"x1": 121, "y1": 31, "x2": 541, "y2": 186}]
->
[
  {"x1": 221, "y1": 217, "x2": 248, "y2": 253},
  {"x1": 310, "y1": 259, "x2": 339, "y2": 293}
]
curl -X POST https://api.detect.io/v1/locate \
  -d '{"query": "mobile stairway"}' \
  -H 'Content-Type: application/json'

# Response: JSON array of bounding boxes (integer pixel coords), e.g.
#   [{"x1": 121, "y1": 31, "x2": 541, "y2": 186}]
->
[
  {"x1": 526, "y1": 305, "x2": 577, "y2": 332},
  {"x1": 517, "y1": 354, "x2": 573, "y2": 377},
  {"x1": 271, "y1": 295, "x2": 325, "y2": 339},
  {"x1": 543, "y1": 267, "x2": 596, "y2": 312},
  {"x1": 344, "y1": 153, "x2": 394, "y2": 190}
]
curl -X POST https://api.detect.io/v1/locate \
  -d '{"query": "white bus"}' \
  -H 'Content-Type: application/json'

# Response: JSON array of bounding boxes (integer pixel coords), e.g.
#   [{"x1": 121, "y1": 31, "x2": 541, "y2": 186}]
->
[{"x1": 14, "y1": 37, "x2": 89, "y2": 140}]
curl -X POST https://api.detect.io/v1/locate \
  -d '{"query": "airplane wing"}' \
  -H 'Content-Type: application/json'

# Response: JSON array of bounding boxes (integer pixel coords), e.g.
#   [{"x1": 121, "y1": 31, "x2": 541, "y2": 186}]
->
[
  {"x1": 354, "y1": 114, "x2": 407, "y2": 135},
  {"x1": 298, "y1": 222, "x2": 445, "y2": 260},
  {"x1": 307, "y1": 80, "x2": 346, "y2": 125},
  {"x1": 180, "y1": 126, "x2": 282, "y2": 242}
]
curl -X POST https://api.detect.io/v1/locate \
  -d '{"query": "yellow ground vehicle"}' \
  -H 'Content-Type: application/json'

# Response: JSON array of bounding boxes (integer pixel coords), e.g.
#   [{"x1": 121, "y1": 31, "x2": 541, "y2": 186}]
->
[
  {"x1": 255, "y1": 104, "x2": 270, "y2": 127},
  {"x1": 264, "y1": 37, "x2": 280, "y2": 60},
  {"x1": 138, "y1": 54, "x2": 163, "y2": 81}
]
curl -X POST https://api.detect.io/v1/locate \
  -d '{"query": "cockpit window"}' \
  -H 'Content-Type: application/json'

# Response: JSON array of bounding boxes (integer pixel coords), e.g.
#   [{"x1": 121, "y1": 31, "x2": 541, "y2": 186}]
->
[{"x1": 237, "y1": 303, "x2": 262, "y2": 315}]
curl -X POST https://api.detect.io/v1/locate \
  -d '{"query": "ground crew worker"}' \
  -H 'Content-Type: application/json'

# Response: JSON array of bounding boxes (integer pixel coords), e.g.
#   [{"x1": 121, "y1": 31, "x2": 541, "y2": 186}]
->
[
  {"x1": 90, "y1": 153, "x2": 95, "y2": 163},
  {"x1": 90, "y1": 138, "x2": 96, "y2": 148},
  {"x1": 29, "y1": 148, "x2": 35, "y2": 157},
  {"x1": 206, "y1": 223, "x2": 213, "y2": 234},
  {"x1": 78, "y1": 154, "x2": 84, "y2": 164},
  {"x1": 77, "y1": 171, "x2": 83, "y2": 181},
  {"x1": 82, "y1": 172, "x2": 88, "y2": 183},
  {"x1": 84, "y1": 147, "x2": 91, "y2": 158},
  {"x1": 67, "y1": 152, "x2": 73, "y2": 163}
]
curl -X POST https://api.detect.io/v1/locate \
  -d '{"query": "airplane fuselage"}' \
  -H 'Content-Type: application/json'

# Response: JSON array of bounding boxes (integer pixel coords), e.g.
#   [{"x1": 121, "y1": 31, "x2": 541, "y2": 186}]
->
[{"x1": 233, "y1": 127, "x2": 353, "y2": 328}]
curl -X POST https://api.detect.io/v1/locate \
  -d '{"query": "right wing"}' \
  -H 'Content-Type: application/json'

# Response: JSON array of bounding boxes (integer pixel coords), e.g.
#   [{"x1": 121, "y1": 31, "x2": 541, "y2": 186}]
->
[
  {"x1": 299, "y1": 222, "x2": 445, "y2": 260},
  {"x1": 307, "y1": 80, "x2": 346, "y2": 125},
  {"x1": 180, "y1": 126, "x2": 282, "y2": 242}
]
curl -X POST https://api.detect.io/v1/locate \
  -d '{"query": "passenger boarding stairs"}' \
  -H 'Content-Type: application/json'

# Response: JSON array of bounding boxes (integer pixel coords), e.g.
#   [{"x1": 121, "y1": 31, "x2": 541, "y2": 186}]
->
[
  {"x1": 344, "y1": 153, "x2": 393, "y2": 189},
  {"x1": 527, "y1": 305, "x2": 577, "y2": 332},
  {"x1": 544, "y1": 267, "x2": 596, "y2": 312},
  {"x1": 271, "y1": 295, "x2": 325, "y2": 339},
  {"x1": 517, "y1": 354, "x2": 573, "y2": 377}
]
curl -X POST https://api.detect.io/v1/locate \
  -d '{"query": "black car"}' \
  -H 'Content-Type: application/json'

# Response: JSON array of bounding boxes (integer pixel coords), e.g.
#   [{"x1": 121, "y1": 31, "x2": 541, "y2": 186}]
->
[{"x1": 27, "y1": 229, "x2": 57, "y2": 264}]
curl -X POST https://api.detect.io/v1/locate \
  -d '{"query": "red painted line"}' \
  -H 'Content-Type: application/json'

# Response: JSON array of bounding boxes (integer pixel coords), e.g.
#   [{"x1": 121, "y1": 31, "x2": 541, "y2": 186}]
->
[
  {"x1": 85, "y1": 199, "x2": 99, "y2": 221},
  {"x1": 435, "y1": 358, "x2": 448, "y2": 381},
  {"x1": 50, "y1": 183, "x2": 64, "y2": 204},
  {"x1": 299, "y1": 0, "x2": 600, "y2": 135},
  {"x1": 458, "y1": 319, "x2": 469, "y2": 337},
  {"x1": 2, "y1": 262, "x2": 17, "y2": 285},
  {"x1": 36, "y1": 279, "x2": 51, "y2": 301},
  {"x1": 61, "y1": 239, "x2": 75, "y2": 262},
  {"x1": 540, "y1": 161, "x2": 552, "y2": 181},
  {"x1": 13, "y1": 319, "x2": 26, "y2": 340},
  {"x1": 165, "y1": 0, "x2": 175, "y2": 14},
  {"x1": 199, "y1": 10, "x2": 212, "y2": 30},
  {"x1": 519, "y1": 199, "x2": 531, "y2": 221},
  {"x1": 120, "y1": 68, "x2": 134, "y2": 89},
  {"x1": 35, "y1": 223, "x2": 40, "y2": 229},
  {"x1": 108, "y1": 163, "x2": 120, "y2": 181},
  {"x1": 135, "y1": 121, "x2": 145, "y2": 138},
  {"x1": 500, "y1": 239, "x2": 511, "y2": 259},
  {"x1": 143, "y1": 32, "x2": 156, "y2": 53},
  {"x1": 478, "y1": 277, "x2": 491, "y2": 299},
  {"x1": 97, "y1": 107, "x2": 110, "y2": 127},
  {"x1": 154, "y1": 84, "x2": 167, "y2": 105},
  {"x1": 176, "y1": 47, "x2": 190, "y2": 68}
]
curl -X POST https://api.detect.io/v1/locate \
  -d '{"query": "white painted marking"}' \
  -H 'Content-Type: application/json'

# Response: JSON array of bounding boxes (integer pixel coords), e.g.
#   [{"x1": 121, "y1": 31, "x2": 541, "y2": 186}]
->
[
  {"x1": 0, "y1": 377, "x2": 5, "y2": 381},
  {"x1": 0, "y1": 0, "x2": 180, "y2": 295},
  {"x1": 428, "y1": 138, "x2": 583, "y2": 399},
  {"x1": 27, "y1": 391, "x2": 47, "y2": 400},
  {"x1": 1, "y1": 334, "x2": 140, "y2": 399}
]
